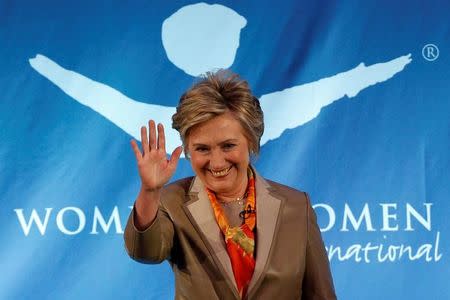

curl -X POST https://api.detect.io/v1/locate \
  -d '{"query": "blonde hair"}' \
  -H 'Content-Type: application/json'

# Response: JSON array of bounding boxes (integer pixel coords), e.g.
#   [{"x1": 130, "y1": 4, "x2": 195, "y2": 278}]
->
[{"x1": 172, "y1": 70, "x2": 264, "y2": 155}]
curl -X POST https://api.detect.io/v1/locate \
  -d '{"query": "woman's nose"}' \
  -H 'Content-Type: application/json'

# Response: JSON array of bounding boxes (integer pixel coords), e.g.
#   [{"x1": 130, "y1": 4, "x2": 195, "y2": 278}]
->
[{"x1": 209, "y1": 150, "x2": 226, "y2": 170}]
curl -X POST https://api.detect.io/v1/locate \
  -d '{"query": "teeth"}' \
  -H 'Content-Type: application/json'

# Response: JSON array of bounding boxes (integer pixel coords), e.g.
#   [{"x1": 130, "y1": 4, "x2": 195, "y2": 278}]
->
[{"x1": 211, "y1": 166, "x2": 231, "y2": 177}]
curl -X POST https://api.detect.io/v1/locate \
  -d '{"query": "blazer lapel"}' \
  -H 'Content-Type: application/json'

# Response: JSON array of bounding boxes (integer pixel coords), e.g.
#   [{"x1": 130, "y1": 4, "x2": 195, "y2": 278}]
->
[
  {"x1": 182, "y1": 177, "x2": 239, "y2": 294},
  {"x1": 247, "y1": 171, "x2": 284, "y2": 296}
]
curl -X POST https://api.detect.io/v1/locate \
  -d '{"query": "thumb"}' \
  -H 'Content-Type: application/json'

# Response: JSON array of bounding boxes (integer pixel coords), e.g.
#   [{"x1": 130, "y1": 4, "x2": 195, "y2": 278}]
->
[{"x1": 168, "y1": 146, "x2": 183, "y2": 171}]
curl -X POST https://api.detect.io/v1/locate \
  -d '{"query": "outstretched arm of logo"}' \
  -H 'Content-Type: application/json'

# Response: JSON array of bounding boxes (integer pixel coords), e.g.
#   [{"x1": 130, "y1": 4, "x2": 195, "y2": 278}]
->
[
  {"x1": 259, "y1": 54, "x2": 412, "y2": 144},
  {"x1": 29, "y1": 53, "x2": 412, "y2": 154},
  {"x1": 29, "y1": 54, "x2": 180, "y2": 153}
]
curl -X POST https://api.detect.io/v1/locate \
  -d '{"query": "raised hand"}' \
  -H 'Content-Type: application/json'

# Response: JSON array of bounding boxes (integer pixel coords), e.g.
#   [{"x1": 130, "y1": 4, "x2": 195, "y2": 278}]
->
[
  {"x1": 130, "y1": 120, "x2": 182, "y2": 229},
  {"x1": 131, "y1": 120, "x2": 183, "y2": 191}
]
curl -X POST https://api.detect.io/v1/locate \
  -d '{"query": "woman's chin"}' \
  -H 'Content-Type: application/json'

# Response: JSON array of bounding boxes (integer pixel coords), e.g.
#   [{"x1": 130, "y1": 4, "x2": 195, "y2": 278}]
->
[
  {"x1": 203, "y1": 173, "x2": 233, "y2": 192},
  {"x1": 205, "y1": 179, "x2": 231, "y2": 193}
]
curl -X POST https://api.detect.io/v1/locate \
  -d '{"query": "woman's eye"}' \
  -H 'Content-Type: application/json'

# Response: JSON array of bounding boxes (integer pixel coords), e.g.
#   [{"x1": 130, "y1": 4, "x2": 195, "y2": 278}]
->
[
  {"x1": 195, "y1": 147, "x2": 208, "y2": 152},
  {"x1": 223, "y1": 144, "x2": 236, "y2": 150}
]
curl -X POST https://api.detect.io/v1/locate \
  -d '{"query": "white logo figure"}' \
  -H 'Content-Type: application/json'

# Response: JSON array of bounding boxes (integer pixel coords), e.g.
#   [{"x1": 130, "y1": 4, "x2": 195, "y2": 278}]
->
[{"x1": 29, "y1": 3, "x2": 412, "y2": 154}]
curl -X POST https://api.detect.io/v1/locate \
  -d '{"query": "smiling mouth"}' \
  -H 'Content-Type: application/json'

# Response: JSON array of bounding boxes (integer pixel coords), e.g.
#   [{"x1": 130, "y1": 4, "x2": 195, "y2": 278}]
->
[{"x1": 209, "y1": 166, "x2": 232, "y2": 177}]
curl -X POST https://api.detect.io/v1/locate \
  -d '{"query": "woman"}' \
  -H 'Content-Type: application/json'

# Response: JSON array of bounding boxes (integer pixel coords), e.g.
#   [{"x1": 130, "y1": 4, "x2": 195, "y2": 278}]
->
[{"x1": 124, "y1": 71, "x2": 336, "y2": 300}]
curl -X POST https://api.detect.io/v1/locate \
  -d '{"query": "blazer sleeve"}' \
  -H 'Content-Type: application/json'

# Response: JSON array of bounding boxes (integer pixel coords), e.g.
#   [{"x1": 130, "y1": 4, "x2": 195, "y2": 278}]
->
[
  {"x1": 302, "y1": 193, "x2": 337, "y2": 300},
  {"x1": 123, "y1": 205, "x2": 175, "y2": 264}
]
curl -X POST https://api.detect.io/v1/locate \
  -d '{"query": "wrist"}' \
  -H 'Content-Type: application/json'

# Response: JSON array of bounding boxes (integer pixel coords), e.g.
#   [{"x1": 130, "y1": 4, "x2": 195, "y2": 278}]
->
[
  {"x1": 134, "y1": 188, "x2": 161, "y2": 228},
  {"x1": 140, "y1": 185, "x2": 162, "y2": 194}
]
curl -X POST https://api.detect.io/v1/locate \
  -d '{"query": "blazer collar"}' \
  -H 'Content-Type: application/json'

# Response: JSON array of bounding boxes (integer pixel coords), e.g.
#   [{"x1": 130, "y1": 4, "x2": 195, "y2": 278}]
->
[
  {"x1": 183, "y1": 176, "x2": 239, "y2": 296},
  {"x1": 247, "y1": 170, "x2": 284, "y2": 296},
  {"x1": 182, "y1": 169, "x2": 284, "y2": 298}
]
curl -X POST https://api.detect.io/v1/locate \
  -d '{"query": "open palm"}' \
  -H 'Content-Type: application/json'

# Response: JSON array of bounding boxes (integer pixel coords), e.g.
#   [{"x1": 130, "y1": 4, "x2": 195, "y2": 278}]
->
[{"x1": 131, "y1": 120, "x2": 183, "y2": 191}]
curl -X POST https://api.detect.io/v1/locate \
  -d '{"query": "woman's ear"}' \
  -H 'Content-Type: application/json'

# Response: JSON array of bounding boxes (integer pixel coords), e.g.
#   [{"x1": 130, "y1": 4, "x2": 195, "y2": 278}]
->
[
  {"x1": 249, "y1": 149, "x2": 258, "y2": 164},
  {"x1": 184, "y1": 145, "x2": 191, "y2": 160}
]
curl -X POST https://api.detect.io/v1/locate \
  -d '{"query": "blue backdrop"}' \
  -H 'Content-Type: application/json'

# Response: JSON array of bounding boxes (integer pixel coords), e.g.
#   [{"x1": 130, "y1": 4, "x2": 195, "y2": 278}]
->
[{"x1": 1, "y1": 1, "x2": 449, "y2": 299}]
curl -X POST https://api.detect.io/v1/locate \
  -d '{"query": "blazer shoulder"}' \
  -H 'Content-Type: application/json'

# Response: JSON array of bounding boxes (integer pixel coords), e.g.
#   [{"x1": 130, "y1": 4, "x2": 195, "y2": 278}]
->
[
  {"x1": 264, "y1": 178, "x2": 306, "y2": 195},
  {"x1": 264, "y1": 178, "x2": 308, "y2": 202},
  {"x1": 164, "y1": 177, "x2": 194, "y2": 192},
  {"x1": 160, "y1": 177, "x2": 194, "y2": 206}
]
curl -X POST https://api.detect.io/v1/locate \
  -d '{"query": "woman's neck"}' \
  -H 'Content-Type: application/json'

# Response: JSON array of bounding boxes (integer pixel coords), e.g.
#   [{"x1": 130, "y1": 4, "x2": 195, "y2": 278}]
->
[{"x1": 215, "y1": 177, "x2": 248, "y2": 203}]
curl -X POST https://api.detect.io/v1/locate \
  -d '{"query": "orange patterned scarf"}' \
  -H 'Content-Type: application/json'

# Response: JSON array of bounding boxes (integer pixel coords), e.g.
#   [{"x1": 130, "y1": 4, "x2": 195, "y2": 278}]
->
[{"x1": 206, "y1": 168, "x2": 256, "y2": 299}]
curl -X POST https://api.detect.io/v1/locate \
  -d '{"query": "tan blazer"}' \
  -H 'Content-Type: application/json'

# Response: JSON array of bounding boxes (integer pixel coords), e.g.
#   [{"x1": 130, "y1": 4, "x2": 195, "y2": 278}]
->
[{"x1": 124, "y1": 170, "x2": 336, "y2": 300}]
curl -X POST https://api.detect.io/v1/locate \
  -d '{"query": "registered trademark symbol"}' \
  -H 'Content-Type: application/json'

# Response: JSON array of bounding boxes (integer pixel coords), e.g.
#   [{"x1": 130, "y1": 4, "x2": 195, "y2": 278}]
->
[{"x1": 422, "y1": 44, "x2": 439, "y2": 61}]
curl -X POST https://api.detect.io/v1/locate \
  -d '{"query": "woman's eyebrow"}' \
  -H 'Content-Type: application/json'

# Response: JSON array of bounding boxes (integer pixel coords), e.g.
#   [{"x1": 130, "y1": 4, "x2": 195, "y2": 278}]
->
[
  {"x1": 192, "y1": 139, "x2": 239, "y2": 147},
  {"x1": 191, "y1": 143, "x2": 209, "y2": 147},
  {"x1": 219, "y1": 139, "x2": 239, "y2": 144}
]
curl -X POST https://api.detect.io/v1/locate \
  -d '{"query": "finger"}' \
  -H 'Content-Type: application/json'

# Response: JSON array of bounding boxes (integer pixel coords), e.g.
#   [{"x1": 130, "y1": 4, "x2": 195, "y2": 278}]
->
[
  {"x1": 168, "y1": 146, "x2": 183, "y2": 171},
  {"x1": 157, "y1": 123, "x2": 166, "y2": 153},
  {"x1": 130, "y1": 139, "x2": 143, "y2": 161},
  {"x1": 148, "y1": 120, "x2": 156, "y2": 150},
  {"x1": 140, "y1": 126, "x2": 149, "y2": 155}
]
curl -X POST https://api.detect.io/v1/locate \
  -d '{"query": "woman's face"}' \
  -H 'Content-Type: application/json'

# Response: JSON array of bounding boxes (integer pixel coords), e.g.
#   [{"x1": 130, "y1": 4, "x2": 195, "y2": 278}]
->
[{"x1": 187, "y1": 112, "x2": 250, "y2": 199}]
